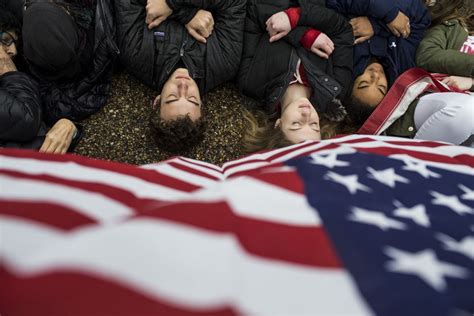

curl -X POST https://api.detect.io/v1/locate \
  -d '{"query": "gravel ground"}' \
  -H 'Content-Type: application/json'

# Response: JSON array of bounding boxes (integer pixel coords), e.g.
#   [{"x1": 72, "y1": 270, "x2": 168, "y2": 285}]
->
[{"x1": 74, "y1": 71, "x2": 248, "y2": 166}]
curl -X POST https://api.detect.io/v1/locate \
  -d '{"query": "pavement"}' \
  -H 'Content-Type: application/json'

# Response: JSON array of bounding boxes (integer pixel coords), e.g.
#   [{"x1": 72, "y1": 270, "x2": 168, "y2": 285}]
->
[{"x1": 74, "y1": 71, "x2": 248, "y2": 166}]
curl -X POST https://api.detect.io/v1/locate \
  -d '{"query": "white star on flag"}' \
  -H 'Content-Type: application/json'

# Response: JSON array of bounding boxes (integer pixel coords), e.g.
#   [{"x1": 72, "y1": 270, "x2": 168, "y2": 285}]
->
[
  {"x1": 401, "y1": 158, "x2": 441, "y2": 179},
  {"x1": 458, "y1": 184, "x2": 474, "y2": 201},
  {"x1": 325, "y1": 172, "x2": 371, "y2": 194},
  {"x1": 349, "y1": 207, "x2": 407, "y2": 231},
  {"x1": 367, "y1": 167, "x2": 410, "y2": 188},
  {"x1": 436, "y1": 234, "x2": 474, "y2": 260},
  {"x1": 384, "y1": 247, "x2": 469, "y2": 292},
  {"x1": 430, "y1": 191, "x2": 474, "y2": 215},
  {"x1": 310, "y1": 153, "x2": 349, "y2": 169},
  {"x1": 393, "y1": 200, "x2": 430, "y2": 227}
]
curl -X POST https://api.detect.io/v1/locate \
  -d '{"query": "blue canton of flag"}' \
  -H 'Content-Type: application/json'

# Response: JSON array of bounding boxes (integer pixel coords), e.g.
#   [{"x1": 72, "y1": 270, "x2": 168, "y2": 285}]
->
[{"x1": 288, "y1": 148, "x2": 474, "y2": 316}]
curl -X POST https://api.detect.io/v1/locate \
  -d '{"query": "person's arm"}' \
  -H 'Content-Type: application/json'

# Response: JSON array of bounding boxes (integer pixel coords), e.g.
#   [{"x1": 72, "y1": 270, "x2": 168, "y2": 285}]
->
[
  {"x1": 416, "y1": 24, "x2": 474, "y2": 77},
  {"x1": 326, "y1": 0, "x2": 399, "y2": 25},
  {"x1": 168, "y1": 0, "x2": 246, "y2": 92},
  {"x1": 0, "y1": 71, "x2": 43, "y2": 143},
  {"x1": 395, "y1": 6, "x2": 431, "y2": 74}
]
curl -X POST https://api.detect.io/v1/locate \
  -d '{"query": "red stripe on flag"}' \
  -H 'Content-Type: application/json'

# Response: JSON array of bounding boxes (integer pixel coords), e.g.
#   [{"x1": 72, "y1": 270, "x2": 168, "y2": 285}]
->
[
  {"x1": 0, "y1": 150, "x2": 201, "y2": 191},
  {"x1": 139, "y1": 201, "x2": 342, "y2": 268},
  {"x1": 0, "y1": 201, "x2": 97, "y2": 230},
  {"x1": 0, "y1": 170, "x2": 168, "y2": 213},
  {"x1": 167, "y1": 162, "x2": 221, "y2": 181},
  {"x1": 0, "y1": 267, "x2": 237, "y2": 316}
]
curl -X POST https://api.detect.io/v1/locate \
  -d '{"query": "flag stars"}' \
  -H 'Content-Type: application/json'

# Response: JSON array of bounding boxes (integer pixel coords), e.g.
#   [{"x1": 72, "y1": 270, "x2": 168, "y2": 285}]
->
[
  {"x1": 430, "y1": 191, "x2": 474, "y2": 215},
  {"x1": 310, "y1": 153, "x2": 349, "y2": 169},
  {"x1": 393, "y1": 201, "x2": 430, "y2": 227},
  {"x1": 384, "y1": 247, "x2": 469, "y2": 292},
  {"x1": 349, "y1": 207, "x2": 407, "y2": 231},
  {"x1": 436, "y1": 234, "x2": 474, "y2": 260},
  {"x1": 367, "y1": 167, "x2": 410, "y2": 188},
  {"x1": 402, "y1": 159, "x2": 441, "y2": 179},
  {"x1": 325, "y1": 172, "x2": 371, "y2": 194},
  {"x1": 458, "y1": 184, "x2": 474, "y2": 201}
]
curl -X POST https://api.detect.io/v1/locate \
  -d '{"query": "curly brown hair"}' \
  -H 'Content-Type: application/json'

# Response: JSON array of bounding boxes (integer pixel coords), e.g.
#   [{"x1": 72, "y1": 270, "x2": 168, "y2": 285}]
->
[{"x1": 150, "y1": 103, "x2": 207, "y2": 153}]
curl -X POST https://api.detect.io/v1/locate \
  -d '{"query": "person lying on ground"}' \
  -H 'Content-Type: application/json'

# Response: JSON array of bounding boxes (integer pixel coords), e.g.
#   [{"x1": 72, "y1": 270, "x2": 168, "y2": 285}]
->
[
  {"x1": 237, "y1": 0, "x2": 354, "y2": 152},
  {"x1": 115, "y1": 0, "x2": 246, "y2": 153},
  {"x1": 20, "y1": 0, "x2": 118, "y2": 125},
  {"x1": 0, "y1": 11, "x2": 81, "y2": 153},
  {"x1": 326, "y1": 0, "x2": 431, "y2": 121}
]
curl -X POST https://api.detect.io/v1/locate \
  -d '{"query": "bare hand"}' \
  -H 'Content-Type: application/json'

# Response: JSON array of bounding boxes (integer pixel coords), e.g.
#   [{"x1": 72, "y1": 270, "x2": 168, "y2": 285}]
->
[
  {"x1": 350, "y1": 16, "x2": 374, "y2": 45},
  {"x1": 310, "y1": 33, "x2": 334, "y2": 59},
  {"x1": 387, "y1": 11, "x2": 410, "y2": 38},
  {"x1": 441, "y1": 76, "x2": 474, "y2": 91},
  {"x1": 146, "y1": 0, "x2": 172, "y2": 29},
  {"x1": 39, "y1": 119, "x2": 77, "y2": 154},
  {"x1": 0, "y1": 45, "x2": 17, "y2": 75},
  {"x1": 185, "y1": 10, "x2": 214, "y2": 43},
  {"x1": 266, "y1": 11, "x2": 291, "y2": 43}
]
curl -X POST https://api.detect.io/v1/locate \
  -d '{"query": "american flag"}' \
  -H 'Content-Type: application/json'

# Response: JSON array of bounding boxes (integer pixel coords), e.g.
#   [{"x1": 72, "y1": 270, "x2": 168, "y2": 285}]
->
[{"x1": 1, "y1": 135, "x2": 473, "y2": 316}]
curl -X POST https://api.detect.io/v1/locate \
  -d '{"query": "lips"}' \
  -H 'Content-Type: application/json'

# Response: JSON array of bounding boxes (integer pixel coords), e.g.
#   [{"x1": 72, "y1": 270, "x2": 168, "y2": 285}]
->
[{"x1": 175, "y1": 75, "x2": 191, "y2": 80}]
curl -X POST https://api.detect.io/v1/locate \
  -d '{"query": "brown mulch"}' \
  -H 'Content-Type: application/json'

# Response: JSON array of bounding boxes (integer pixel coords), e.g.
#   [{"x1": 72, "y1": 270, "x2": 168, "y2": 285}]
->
[{"x1": 74, "y1": 71, "x2": 248, "y2": 166}]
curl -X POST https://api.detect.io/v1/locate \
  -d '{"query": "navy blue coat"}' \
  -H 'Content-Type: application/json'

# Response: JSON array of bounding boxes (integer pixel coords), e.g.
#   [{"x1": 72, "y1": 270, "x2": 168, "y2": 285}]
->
[{"x1": 326, "y1": 0, "x2": 431, "y2": 84}]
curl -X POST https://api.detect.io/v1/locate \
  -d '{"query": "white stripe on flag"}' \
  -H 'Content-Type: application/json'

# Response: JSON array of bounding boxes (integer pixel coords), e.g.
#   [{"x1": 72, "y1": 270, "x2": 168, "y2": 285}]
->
[
  {"x1": 1, "y1": 216, "x2": 372, "y2": 316},
  {"x1": 0, "y1": 175, "x2": 133, "y2": 222},
  {"x1": 188, "y1": 177, "x2": 321, "y2": 226},
  {"x1": 0, "y1": 156, "x2": 191, "y2": 200},
  {"x1": 141, "y1": 164, "x2": 218, "y2": 188}
]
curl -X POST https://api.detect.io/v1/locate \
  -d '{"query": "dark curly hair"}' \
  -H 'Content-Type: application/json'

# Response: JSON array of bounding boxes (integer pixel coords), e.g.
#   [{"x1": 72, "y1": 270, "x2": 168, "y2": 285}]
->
[
  {"x1": 150, "y1": 103, "x2": 207, "y2": 153},
  {"x1": 345, "y1": 95, "x2": 377, "y2": 126}
]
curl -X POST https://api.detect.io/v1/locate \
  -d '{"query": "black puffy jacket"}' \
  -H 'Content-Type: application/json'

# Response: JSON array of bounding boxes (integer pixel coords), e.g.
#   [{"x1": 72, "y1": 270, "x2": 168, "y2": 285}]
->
[
  {"x1": 237, "y1": 0, "x2": 353, "y2": 116},
  {"x1": 27, "y1": 0, "x2": 119, "y2": 124},
  {"x1": 0, "y1": 71, "x2": 48, "y2": 149},
  {"x1": 115, "y1": 0, "x2": 246, "y2": 94}
]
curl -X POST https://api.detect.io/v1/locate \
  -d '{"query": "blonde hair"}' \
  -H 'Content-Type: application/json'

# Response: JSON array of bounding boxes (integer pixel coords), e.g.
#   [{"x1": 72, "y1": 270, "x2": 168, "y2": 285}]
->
[
  {"x1": 241, "y1": 108, "x2": 351, "y2": 154},
  {"x1": 241, "y1": 108, "x2": 292, "y2": 153}
]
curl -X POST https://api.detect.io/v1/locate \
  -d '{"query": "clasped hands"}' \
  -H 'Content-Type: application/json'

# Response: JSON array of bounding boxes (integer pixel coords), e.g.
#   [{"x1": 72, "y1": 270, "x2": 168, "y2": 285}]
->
[
  {"x1": 350, "y1": 11, "x2": 411, "y2": 44},
  {"x1": 145, "y1": 0, "x2": 214, "y2": 43},
  {"x1": 265, "y1": 11, "x2": 334, "y2": 59}
]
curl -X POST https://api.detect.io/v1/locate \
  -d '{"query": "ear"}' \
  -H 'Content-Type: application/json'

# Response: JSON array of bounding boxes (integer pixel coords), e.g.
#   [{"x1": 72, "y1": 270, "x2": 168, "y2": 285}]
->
[
  {"x1": 152, "y1": 95, "x2": 161, "y2": 110},
  {"x1": 274, "y1": 118, "x2": 281, "y2": 128}
]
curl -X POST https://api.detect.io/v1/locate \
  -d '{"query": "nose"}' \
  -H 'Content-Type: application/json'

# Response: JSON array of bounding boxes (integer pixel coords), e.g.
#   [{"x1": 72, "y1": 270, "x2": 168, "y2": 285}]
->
[
  {"x1": 6, "y1": 44, "x2": 17, "y2": 57},
  {"x1": 300, "y1": 108, "x2": 311, "y2": 120},
  {"x1": 178, "y1": 79, "x2": 189, "y2": 95},
  {"x1": 370, "y1": 70, "x2": 380, "y2": 81}
]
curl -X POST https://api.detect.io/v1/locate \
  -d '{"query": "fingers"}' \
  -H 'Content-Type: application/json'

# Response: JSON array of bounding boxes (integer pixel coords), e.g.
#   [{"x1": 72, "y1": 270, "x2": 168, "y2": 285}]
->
[
  {"x1": 354, "y1": 35, "x2": 370, "y2": 45},
  {"x1": 188, "y1": 27, "x2": 207, "y2": 43},
  {"x1": 148, "y1": 16, "x2": 165, "y2": 29},
  {"x1": 269, "y1": 32, "x2": 285, "y2": 43},
  {"x1": 39, "y1": 137, "x2": 51, "y2": 153},
  {"x1": 311, "y1": 47, "x2": 329, "y2": 59},
  {"x1": 390, "y1": 26, "x2": 401, "y2": 37}
]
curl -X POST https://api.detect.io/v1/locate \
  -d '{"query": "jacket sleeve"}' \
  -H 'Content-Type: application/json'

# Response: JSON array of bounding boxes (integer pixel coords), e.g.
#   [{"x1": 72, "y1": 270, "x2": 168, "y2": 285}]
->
[
  {"x1": 325, "y1": 0, "x2": 399, "y2": 24},
  {"x1": 0, "y1": 71, "x2": 43, "y2": 142},
  {"x1": 169, "y1": 0, "x2": 247, "y2": 92},
  {"x1": 395, "y1": 5, "x2": 431, "y2": 74},
  {"x1": 416, "y1": 24, "x2": 474, "y2": 77},
  {"x1": 297, "y1": 0, "x2": 352, "y2": 37},
  {"x1": 329, "y1": 19, "x2": 354, "y2": 101}
]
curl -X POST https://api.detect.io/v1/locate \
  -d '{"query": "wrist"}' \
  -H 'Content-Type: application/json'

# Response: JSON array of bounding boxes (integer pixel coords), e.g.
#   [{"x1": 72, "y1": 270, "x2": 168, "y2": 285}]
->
[
  {"x1": 284, "y1": 7, "x2": 301, "y2": 29},
  {"x1": 301, "y1": 29, "x2": 321, "y2": 50}
]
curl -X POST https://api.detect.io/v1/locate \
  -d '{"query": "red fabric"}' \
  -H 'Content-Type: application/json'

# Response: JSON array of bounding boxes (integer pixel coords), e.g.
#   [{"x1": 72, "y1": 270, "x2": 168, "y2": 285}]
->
[
  {"x1": 300, "y1": 28, "x2": 321, "y2": 50},
  {"x1": 298, "y1": 62, "x2": 310, "y2": 86},
  {"x1": 284, "y1": 7, "x2": 301, "y2": 29}
]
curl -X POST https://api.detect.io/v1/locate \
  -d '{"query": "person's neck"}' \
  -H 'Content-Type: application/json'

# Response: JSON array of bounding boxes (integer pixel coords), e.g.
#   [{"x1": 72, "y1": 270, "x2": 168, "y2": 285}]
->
[{"x1": 282, "y1": 83, "x2": 311, "y2": 107}]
